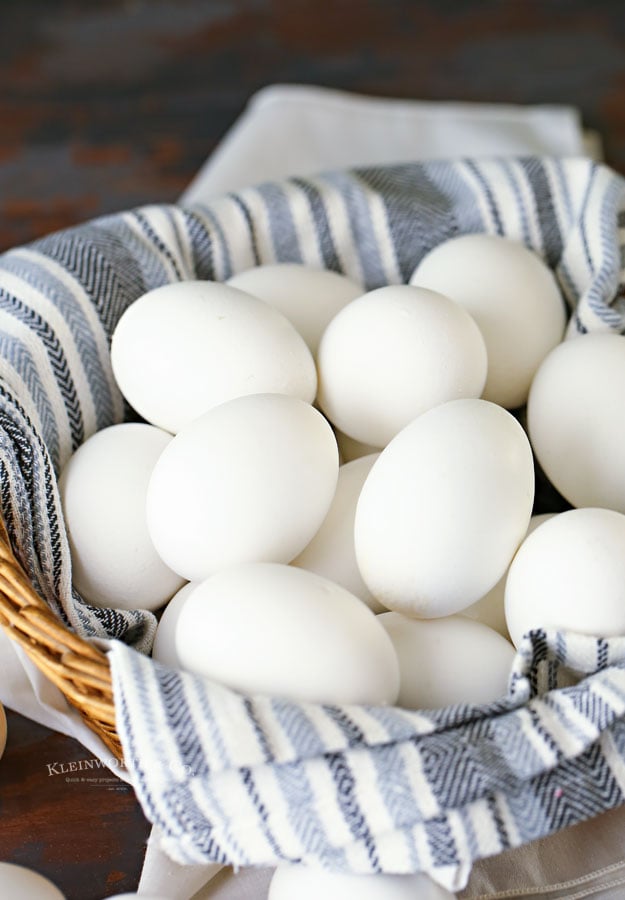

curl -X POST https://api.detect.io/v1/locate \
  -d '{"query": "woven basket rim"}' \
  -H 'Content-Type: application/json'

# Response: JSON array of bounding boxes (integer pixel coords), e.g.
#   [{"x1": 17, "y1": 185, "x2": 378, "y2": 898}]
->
[{"x1": 0, "y1": 515, "x2": 121, "y2": 758}]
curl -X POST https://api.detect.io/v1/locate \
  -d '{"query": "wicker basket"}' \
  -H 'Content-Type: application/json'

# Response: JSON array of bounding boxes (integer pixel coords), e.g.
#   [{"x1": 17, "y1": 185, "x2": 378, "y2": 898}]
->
[{"x1": 0, "y1": 515, "x2": 120, "y2": 757}]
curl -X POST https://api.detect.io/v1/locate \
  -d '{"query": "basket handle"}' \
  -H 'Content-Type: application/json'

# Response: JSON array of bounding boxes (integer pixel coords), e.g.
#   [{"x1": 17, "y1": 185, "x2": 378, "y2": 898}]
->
[{"x1": 0, "y1": 515, "x2": 122, "y2": 758}]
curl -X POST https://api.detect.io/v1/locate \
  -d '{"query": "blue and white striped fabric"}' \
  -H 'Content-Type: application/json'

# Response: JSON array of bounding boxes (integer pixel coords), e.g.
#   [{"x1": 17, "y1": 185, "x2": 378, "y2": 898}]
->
[
  {"x1": 0, "y1": 156, "x2": 624, "y2": 889},
  {"x1": 109, "y1": 629, "x2": 625, "y2": 891}
]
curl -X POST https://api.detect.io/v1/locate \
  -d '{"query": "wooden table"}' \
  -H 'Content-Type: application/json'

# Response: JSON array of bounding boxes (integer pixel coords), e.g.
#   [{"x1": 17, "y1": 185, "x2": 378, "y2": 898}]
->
[
  {"x1": 0, "y1": 708, "x2": 150, "y2": 899},
  {"x1": 1, "y1": 2, "x2": 625, "y2": 897}
]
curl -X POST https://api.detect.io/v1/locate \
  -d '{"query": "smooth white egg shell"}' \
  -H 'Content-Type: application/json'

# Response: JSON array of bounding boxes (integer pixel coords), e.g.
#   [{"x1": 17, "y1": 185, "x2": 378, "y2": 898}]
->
[
  {"x1": 410, "y1": 233, "x2": 566, "y2": 409},
  {"x1": 0, "y1": 863, "x2": 65, "y2": 899},
  {"x1": 227, "y1": 263, "x2": 363, "y2": 354},
  {"x1": 354, "y1": 399, "x2": 535, "y2": 618},
  {"x1": 505, "y1": 507, "x2": 625, "y2": 648},
  {"x1": 378, "y1": 612, "x2": 516, "y2": 709},
  {"x1": 151, "y1": 582, "x2": 198, "y2": 668},
  {"x1": 58, "y1": 423, "x2": 185, "y2": 611},
  {"x1": 269, "y1": 865, "x2": 455, "y2": 899},
  {"x1": 174, "y1": 563, "x2": 400, "y2": 705},
  {"x1": 111, "y1": 279, "x2": 316, "y2": 434},
  {"x1": 147, "y1": 393, "x2": 339, "y2": 582},
  {"x1": 316, "y1": 284, "x2": 487, "y2": 447},
  {"x1": 462, "y1": 513, "x2": 554, "y2": 637},
  {"x1": 528, "y1": 333, "x2": 625, "y2": 513},
  {"x1": 292, "y1": 454, "x2": 385, "y2": 613}
]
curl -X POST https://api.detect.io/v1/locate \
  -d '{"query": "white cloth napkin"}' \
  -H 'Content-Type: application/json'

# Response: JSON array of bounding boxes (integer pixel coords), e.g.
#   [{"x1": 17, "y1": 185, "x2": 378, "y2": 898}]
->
[{"x1": 180, "y1": 83, "x2": 594, "y2": 205}]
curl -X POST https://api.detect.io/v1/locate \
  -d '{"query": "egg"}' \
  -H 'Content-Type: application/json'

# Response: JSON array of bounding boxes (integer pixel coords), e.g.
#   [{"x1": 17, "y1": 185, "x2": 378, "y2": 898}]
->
[
  {"x1": 378, "y1": 612, "x2": 515, "y2": 709},
  {"x1": 0, "y1": 863, "x2": 65, "y2": 899},
  {"x1": 527, "y1": 333, "x2": 625, "y2": 513},
  {"x1": 151, "y1": 582, "x2": 197, "y2": 668},
  {"x1": 354, "y1": 399, "x2": 534, "y2": 618},
  {"x1": 316, "y1": 285, "x2": 487, "y2": 447},
  {"x1": 292, "y1": 454, "x2": 385, "y2": 613},
  {"x1": 505, "y1": 507, "x2": 625, "y2": 648},
  {"x1": 147, "y1": 393, "x2": 339, "y2": 582},
  {"x1": 227, "y1": 263, "x2": 364, "y2": 354},
  {"x1": 268, "y1": 865, "x2": 456, "y2": 899},
  {"x1": 462, "y1": 513, "x2": 554, "y2": 637},
  {"x1": 174, "y1": 563, "x2": 400, "y2": 705},
  {"x1": 110, "y1": 279, "x2": 316, "y2": 434},
  {"x1": 410, "y1": 233, "x2": 566, "y2": 409},
  {"x1": 58, "y1": 423, "x2": 185, "y2": 611}
]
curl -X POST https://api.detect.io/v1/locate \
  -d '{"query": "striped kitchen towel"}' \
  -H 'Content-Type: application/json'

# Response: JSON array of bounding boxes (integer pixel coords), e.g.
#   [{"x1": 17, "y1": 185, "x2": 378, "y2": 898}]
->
[
  {"x1": 0, "y1": 156, "x2": 624, "y2": 890},
  {"x1": 110, "y1": 628, "x2": 625, "y2": 893}
]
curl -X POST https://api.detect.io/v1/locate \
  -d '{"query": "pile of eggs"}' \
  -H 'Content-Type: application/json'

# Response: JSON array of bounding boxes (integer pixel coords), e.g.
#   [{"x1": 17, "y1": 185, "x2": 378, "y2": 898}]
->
[{"x1": 56, "y1": 233, "x2": 625, "y2": 898}]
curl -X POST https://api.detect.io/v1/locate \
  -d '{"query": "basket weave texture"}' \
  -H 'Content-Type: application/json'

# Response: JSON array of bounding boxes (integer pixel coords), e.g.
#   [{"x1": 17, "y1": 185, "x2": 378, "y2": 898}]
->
[{"x1": 0, "y1": 515, "x2": 119, "y2": 755}]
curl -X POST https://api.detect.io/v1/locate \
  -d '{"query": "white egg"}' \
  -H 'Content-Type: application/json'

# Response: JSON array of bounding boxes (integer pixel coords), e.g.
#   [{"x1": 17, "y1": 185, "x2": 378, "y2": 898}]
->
[
  {"x1": 147, "y1": 393, "x2": 339, "y2": 582},
  {"x1": 111, "y1": 279, "x2": 316, "y2": 434},
  {"x1": 528, "y1": 333, "x2": 625, "y2": 513},
  {"x1": 462, "y1": 513, "x2": 554, "y2": 637},
  {"x1": 316, "y1": 285, "x2": 487, "y2": 447},
  {"x1": 354, "y1": 399, "x2": 534, "y2": 618},
  {"x1": 227, "y1": 263, "x2": 364, "y2": 354},
  {"x1": 58, "y1": 423, "x2": 185, "y2": 611},
  {"x1": 152, "y1": 582, "x2": 198, "y2": 668},
  {"x1": 378, "y1": 612, "x2": 515, "y2": 709},
  {"x1": 175, "y1": 563, "x2": 399, "y2": 705},
  {"x1": 269, "y1": 865, "x2": 455, "y2": 899},
  {"x1": 292, "y1": 454, "x2": 385, "y2": 613},
  {"x1": 334, "y1": 427, "x2": 382, "y2": 461},
  {"x1": 0, "y1": 863, "x2": 65, "y2": 899},
  {"x1": 505, "y1": 507, "x2": 625, "y2": 648},
  {"x1": 410, "y1": 233, "x2": 566, "y2": 409}
]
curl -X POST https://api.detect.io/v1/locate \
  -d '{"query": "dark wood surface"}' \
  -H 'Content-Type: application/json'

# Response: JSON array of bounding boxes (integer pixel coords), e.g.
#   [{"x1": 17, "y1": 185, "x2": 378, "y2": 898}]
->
[
  {"x1": 1, "y1": 0, "x2": 625, "y2": 254},
  {"x1": 1, "y1": 2, "x2": 625, "y2": 897},
  {"x1": 0, "y1": 708, "x2": 150, "y2": 899}
]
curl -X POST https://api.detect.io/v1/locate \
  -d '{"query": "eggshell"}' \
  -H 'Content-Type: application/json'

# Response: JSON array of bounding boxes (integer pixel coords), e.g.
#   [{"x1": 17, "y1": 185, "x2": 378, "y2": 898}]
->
[
  {"x1": 292, "y1": 454, "x2": 385, "y2": 613},
  {"x1": 227, "y1": 263, "x2": 363, "y2": 354},
  {"x1": 175, "y1": 563, "x2": 400, "y2": 705},
  {"x1": 316, "y1": 285, "x2": 487, "y2": 447},
  {"x1": 151, "y1": 582, "x2": 198, "y2": 668},
  {"x1": 111, "y1": 279, "x2": 316, "y2": 434},
  {"x1": 354, "y1": 399, "x2": 534, "y2": 617},
  {"x1": 527, "y1": 333, "x2": 625, "y2": 513},
  {"x1": 378, "y1": 612, "x2": 515, "y2": 709},
  {"x1": 505, "y1": 507, "x2": 625, "y2": 648},
  {"x1": 58, "y1": 423, "x2": 185, "y2": 611},
  {"x1": 269, "y1": 865, "x2": 455, "y2": 899},
  {"x1": 462, "y1": 513, "x2": 554, "y2": 637},
  {"x1": 147, "y1": 393, "x2": 339, "y2": 582},
  {"x1": 410, "y1": 233, "x2": 566, "y2": 409},
  {"x1": 0, "y1": 863, "x2": 65, "y2": 899}
]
